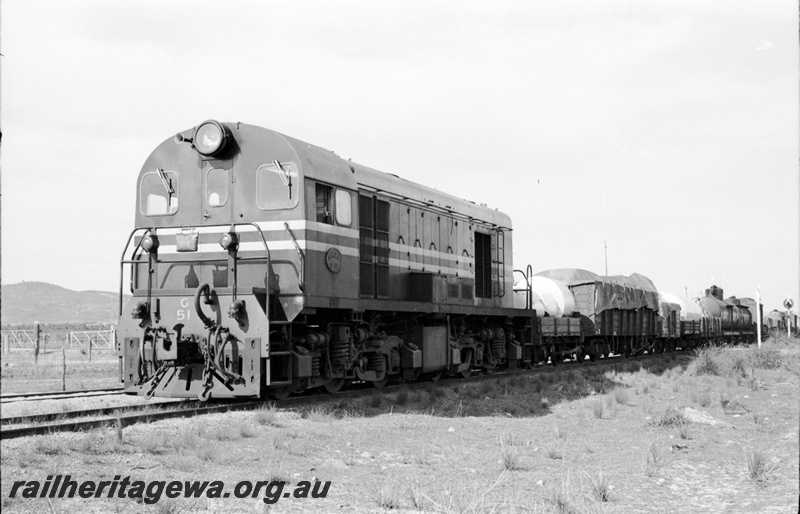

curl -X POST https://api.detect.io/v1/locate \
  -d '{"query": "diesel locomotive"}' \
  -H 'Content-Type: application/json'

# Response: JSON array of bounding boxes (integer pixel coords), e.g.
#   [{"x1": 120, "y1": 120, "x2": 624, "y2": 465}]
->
[
  {"x1": 117, "y1": 120, "x2": 764, "y2": 401},
  {"x1": 117, "y1": 120, "x2": 537, "y2": 400}
]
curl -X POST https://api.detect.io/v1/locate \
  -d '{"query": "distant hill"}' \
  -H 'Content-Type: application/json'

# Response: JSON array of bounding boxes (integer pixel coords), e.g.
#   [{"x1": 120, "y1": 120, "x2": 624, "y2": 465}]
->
[{"x1": 1, "y1": 282, "x2": 129, "y2": 326}]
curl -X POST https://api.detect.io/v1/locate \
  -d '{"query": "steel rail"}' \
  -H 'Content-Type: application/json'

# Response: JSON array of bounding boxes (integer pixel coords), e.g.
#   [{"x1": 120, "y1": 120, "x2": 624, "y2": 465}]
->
[{"x1": 0, "y1": 388, "x2": 126, "y2": 403}]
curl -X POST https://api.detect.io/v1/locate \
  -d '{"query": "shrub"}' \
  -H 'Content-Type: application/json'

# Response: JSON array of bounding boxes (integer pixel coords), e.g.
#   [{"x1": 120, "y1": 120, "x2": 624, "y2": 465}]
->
[
  {"x1": 746, "y1": 450, "x2": 778, "y2": 485},
  {"x1": 613, "y1": 387, "x2": 630, "y2": 405},
  {"x1": 691, "y1": 348, "x2": 721, "y2": 376},
  {"x1": 750, "y1": 347, "x2": 782, "y2": 370},
  {"x1": 730, "y1": 355, "x2": 748, "y2": 377},
  {"x1": 650, "y1": 405, "x2": 686, "y2": 428}
]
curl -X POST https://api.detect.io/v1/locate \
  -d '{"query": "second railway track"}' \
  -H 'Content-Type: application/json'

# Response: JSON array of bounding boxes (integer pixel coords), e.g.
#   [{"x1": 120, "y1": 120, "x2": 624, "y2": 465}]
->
[{"x1": 0, "y1": 387, "x2": 126, "y2": 404}]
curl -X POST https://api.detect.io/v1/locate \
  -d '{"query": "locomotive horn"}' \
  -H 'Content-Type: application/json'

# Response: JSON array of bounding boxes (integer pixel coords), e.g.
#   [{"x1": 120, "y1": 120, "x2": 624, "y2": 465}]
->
[{"x1": 173, "y1": 133, "x2": 192, "y2": 144}]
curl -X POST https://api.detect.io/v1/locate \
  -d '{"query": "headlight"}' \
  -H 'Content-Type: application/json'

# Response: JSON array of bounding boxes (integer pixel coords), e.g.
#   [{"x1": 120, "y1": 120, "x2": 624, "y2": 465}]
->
[
  {"x1": 220, "y1": 232, "x2": 238, "y2": 251},
  {"x1": 193, "y1": 120, "x2": 227, "y2": 156},
  {"x1": 141, "y1": 234, "x2": 159, "y2": 253}
]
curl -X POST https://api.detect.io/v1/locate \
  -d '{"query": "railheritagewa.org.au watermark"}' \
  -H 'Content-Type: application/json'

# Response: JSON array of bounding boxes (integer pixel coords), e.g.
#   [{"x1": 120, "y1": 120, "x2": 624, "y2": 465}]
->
[{"x1": 8, "y1": 475, "x2": 331, "y2": 505}]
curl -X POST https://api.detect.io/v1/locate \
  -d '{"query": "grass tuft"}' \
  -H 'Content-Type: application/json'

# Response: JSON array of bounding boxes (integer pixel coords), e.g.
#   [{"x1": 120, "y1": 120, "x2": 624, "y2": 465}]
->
[
  {"x1": 255, "y1": 403, "x2": 280, "y2": 427},
  {"x1": 591, "y1": 400, "x2": 604, "y2": 419},
  {"x1": 746, "y1": 450, "x2": 779, "y2": 485},
  {"x1": 645, "y1": 441, "x2": 669, "y2": 476},
  {"x1": 589, "y1": 471, "x2": 612, "y2": 502},
  {"x1": 373, "y1": 481, "x2": 402, "y2": 510},
  {"x1": 613, "y1": 387, "x2": 630, "y2": 405},
  {"x1": 650, "y1": 405, "x2": 686, "y2": 428},
  {"x1": 691, "y1": 347, "x2": 721, "y2": 376}
]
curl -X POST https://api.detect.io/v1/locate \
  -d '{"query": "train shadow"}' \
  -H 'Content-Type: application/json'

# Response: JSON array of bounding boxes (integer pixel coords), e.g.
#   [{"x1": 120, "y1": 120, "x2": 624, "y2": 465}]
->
[{"x1": 294, "y1": 352, "x2": 694, "y2": 420}]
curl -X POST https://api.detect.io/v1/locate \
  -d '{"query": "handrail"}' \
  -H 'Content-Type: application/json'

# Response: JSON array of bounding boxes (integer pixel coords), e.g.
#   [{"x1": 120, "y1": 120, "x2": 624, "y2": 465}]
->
[
  {"x1": 283, "y1": 222, "x2": 305, "y2": 291},
  {"x1": 118, "y1": 228, "x2": 151, "y2": 317},
  {"x1": 118, "y1": 223, "x2": 274, "y2": 318}
]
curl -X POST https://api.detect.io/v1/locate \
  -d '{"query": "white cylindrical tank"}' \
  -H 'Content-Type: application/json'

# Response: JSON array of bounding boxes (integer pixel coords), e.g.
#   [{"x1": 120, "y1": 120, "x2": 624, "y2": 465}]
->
[
  {"x1": 514, "y1": 276, "x2": 577, "y2": 317},
  {"x1": 661, "y1": 293, "x2": 705, "y2": 321}
]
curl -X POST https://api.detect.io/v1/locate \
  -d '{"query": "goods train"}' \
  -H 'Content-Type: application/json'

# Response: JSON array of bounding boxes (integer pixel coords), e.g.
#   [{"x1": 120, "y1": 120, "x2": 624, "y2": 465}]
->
[{"x1": 117, "y1": 120, "x2": 764, "y2": 400}]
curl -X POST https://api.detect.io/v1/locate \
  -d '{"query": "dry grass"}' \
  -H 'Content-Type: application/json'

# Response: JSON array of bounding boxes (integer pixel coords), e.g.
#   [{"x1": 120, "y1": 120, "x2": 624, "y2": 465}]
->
[
  {"x1": 303, "y1": 405, "x2": 336, "y2": 422},
  {"x1": 2, "y1": 342, "x2": 796, "y2": 512},
  {"x1": 255, "y1": 403, "x2": 280, "y2": 427},
  {"x1": 645, "y1": 440, "x2": 670, "y2": 476},
  {"x1": 591, "y1": 400, "x2": 604, "y2": 419},
  {"x1": 746, "y1": 450, "x2": 779, "y2": 485},
  {"x1": 690, "y1": 347, "x2": 722, "y2": 376},
  {"x1": 612, "y1": 387, "x2": 630, "y2": 405},
  {"x1": 373, "y1": 480, "x2": 403, "y2": 510},
  {"x1": 588, "y1": 471, "x2": 612, "y2": 502},
  {"x1": 649, "y1": 405, "x2": 686, "y2": 428}
]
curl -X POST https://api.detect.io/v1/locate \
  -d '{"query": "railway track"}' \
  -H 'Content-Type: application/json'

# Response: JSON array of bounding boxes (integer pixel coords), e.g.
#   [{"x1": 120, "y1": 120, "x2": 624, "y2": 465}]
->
[
  {"x1": 0, "y1": 349, "x2": 690, "y2": 441},
  {"x1": 0, "y1": 387, "x2": 126, "y2": 404}
]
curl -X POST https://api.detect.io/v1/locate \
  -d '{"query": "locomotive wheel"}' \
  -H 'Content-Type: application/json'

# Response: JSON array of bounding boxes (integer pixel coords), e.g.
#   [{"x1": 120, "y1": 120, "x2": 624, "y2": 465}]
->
[
  {"x1": 323, "y1": 378, "x2": 344, "y2": 394},
  {"x1": 402, "y1": 368, "x2": 421, "y2": 381},
  {"x1": 372, "y1": 375, "x2": 389, "y2": 389},
  {"x1": 460, "y1": 351, "x2": 474, "y2": 378}
]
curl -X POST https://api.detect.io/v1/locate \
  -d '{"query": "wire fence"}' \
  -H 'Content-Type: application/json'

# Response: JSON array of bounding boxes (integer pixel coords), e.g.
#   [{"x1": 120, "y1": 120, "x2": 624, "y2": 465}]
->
[{"x1": 1, "y1": 329, "x2": 116, "y2": 352}]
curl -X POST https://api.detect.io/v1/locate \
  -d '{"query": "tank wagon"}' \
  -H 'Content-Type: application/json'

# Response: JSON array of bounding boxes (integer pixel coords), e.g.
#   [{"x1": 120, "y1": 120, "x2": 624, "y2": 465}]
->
[{"x1": 117, "y1": 120, "x2": 538, "y2": 400}]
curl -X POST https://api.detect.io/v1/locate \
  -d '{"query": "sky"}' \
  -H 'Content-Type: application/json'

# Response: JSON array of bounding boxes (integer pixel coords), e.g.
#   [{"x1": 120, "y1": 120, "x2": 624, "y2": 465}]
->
[{"x1": 1, "y1": 0, "x2": 798, "y2": 314}]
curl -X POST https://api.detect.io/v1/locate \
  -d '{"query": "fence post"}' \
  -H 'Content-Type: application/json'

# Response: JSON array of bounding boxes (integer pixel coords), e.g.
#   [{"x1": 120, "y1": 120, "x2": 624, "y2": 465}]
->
[
  {"x1": 3, "y1": 334, "x2": 8, "y2": 354},
  {"x1": 34, "y1": 323, "x2": 41, "y2": 365},
  {"x1": 88, "y1": 336, "x2": 93, "y2": 362},
  {"x1": 62, "y1": 347, "x2": 67, "y2": 392}
]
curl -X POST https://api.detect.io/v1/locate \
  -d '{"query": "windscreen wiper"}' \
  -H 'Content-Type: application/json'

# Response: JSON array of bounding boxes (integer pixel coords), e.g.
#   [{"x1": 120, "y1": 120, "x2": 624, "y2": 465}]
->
[{"x1": 156, "y1": 168, "x2": 174, "y2": 196}]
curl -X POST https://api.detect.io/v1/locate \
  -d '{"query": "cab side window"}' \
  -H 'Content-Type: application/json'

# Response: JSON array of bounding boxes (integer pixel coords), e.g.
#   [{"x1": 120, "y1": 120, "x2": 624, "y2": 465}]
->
[
  {"x1": 316, "y1": 184, "x2": 333, "y2": 225},
  {"x1": 335, "y1": 190, "x2": 352, "y2": 226}
]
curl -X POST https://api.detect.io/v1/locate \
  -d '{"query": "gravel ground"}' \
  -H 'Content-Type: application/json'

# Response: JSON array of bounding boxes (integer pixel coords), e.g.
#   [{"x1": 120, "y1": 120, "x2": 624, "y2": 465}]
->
[{"x1": 1, "y1": 342, "x2": 797, "y2": 513}]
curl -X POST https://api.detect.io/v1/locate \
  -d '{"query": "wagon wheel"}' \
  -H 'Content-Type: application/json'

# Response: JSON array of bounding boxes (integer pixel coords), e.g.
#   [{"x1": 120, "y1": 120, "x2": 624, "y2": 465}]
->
[
  {"x1": 323, "y1": 378, "x2": 344, "y2": 394},
  {"x1": 269, "y1": 389, "x2": 291, "y2": 400}
]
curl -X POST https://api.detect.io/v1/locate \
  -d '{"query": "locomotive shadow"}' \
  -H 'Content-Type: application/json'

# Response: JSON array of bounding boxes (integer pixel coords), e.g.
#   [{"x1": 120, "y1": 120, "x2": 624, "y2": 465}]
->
[{"x1": 298, "y1": 353, "x2": 692, "y2": 420}]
